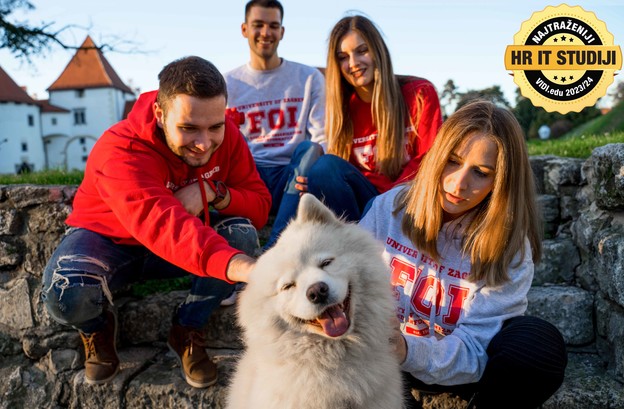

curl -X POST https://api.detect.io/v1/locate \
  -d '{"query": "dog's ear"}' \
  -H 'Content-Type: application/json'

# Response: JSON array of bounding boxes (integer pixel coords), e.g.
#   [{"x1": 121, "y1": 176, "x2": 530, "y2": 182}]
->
[{"x1": 297, "y1": 194, "x2": 340, "y2": 225}]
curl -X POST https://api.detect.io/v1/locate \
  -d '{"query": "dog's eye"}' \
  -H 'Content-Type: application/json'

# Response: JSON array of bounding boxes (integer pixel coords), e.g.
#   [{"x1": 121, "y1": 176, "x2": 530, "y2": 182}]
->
[
  {"x1": 319, "y1": 258, "x2": 334, "y2": 269},
  {"x1": 281, "y1": 282, "x2": 295, "y2": 291}
]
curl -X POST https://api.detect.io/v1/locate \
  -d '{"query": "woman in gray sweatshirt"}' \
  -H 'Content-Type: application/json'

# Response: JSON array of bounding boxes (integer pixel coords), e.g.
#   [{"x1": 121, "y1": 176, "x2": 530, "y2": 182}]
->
[{"x1": 360, "y1": 100, "x2": 567, "y2": 409}]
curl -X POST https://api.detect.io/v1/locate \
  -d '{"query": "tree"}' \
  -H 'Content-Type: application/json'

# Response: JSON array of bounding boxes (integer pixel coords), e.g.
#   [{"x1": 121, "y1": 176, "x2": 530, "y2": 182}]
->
[
  {"x1": 608, "y1": 79, "x2": 624, "y2": 106},
  {"x1": 1, "y1": 0, "x2": 140, "y2": 61},
  {"x1": 455, "y1": 85, "x2": 511, "y2": 111},
  {"x1": 512, "y1": 88, "x2": 601, "y2": 139},
  {"x1": 439, "y1": 79, "x2": 459, "y2": 119},
  {"x1": 1, "y1": 0, "x2": 73, "y2": 60},
  {"x1": 513, "y1": 89, "x2": 537, "y2": 138}
]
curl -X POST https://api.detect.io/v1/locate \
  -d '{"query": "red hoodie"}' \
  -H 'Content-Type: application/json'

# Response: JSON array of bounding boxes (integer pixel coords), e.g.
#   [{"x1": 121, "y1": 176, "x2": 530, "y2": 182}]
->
[
  {"x1": 66, "y1": 91, "x2": 271, "y2": 282},
  {"x1": 348, "y1": 77, "x2": 442, "y2": 193}
]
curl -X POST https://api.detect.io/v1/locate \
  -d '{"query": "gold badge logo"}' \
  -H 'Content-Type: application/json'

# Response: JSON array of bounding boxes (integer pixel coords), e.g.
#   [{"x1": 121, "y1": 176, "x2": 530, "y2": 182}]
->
[{"x1": 505, "y1": 4, "x2": 622, "y2": 114}]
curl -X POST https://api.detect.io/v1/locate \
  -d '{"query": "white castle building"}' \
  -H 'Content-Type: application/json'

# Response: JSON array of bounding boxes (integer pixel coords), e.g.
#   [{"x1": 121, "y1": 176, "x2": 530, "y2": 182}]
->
[{"x1": 0, "y1": 36, "x2": 135, "y2": 174}]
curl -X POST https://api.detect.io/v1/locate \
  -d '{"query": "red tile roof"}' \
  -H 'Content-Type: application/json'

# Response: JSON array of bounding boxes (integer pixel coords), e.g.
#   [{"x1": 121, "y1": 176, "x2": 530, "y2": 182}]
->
[
  {"x1": 48, "y1": 36, "x2": 133, "y2": 94},
  {"x1": 0, "y1": 65, "x2": 37, "y2": 104},
  {"x1": 35, "y1": 99, "x2": 70, "y2": 113}
]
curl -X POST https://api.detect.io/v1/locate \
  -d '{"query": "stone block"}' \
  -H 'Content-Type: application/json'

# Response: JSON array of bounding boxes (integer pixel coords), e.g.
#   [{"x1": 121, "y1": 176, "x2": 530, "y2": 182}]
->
[
  {"x1": 559, "y1": 187, "x2": 580, "y2": 221},
  {"x1": 123, "y1": 349, "x2": 237, "y2": 408},
  {"x1": 543, "y1": 352, "x2": 624, "y2": 409},
  {"x1": 43, "y1": 349, "x2": 82, "y2": 375},
  {"x1": 0, "y1": 325, "x2": 23, "y2": 356},
  {"x1": 0, "y1": 207, "x2": 21, "y2": 235},
  {"x1": 119, "y1": 291, "x2": 243, "y2": 349},
  {"x1": 539, "y1": 194, "x2": 560, "y2": 223},
  {"x1": 0, "y1": 239, "x2": 21, "y2": 268},
  {"x1": 205, "y1": 305, "x2": 244, "y2": 349},
  {"x1": 570, "y1": 203, "x2": 612, "y2": 257},
  {"x1": 534, "y1": 238, "x2": 579, "y2": 285},
  {"x1": 592, "y1": 226, "x2": 624, "y2": 308},
  {"x1": 0, "y1": 355, "x2": 55, "y2": 409},
  {"x1": 26, "y1": 203, "x2": 72, "y2": 234},
  {"x1": 22, "y1": 327, "x2": 81, "y2": 360},
  {"x1": 595, "y1": 295, "x2": 624, "y2": 378},
  {"x1": 69, "y1": 347, "x2": 160, "y2": 409},
  {"x1": 119, "y1": 291, "x2": 187, "y2": 345},
  {"x1": 538, "y1": 194, "x2": 559, "y2": 238},
  {"x1": 586, "y1": 143, "x2": 624, "y2": 211},
  {"x1": 543, "y1": 157, "x2": 584, "y2": 196},
  {"x1": 527, "y1": 286, "x2": 594, "y2": 345},
  {"x1": 5, "y1": 185, "x2": 63, "y2": 208},
  {"x1": 0, "y1": 278, "x2": 34, "y2": 329},
  {"x1": 530, "y1": 155, "x2": 558, "y2": 194}
]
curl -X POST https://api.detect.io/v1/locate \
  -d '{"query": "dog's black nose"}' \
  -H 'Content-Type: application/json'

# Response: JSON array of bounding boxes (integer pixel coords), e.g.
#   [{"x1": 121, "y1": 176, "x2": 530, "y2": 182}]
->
[{"x1": 307, "y1": 282, "x2": 329, "y2": 304}]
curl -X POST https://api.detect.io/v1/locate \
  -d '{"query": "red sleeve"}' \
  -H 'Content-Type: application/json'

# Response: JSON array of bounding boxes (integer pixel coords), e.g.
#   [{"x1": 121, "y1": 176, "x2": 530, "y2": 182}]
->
[
  {"x1": 215, "y1": 122, "x2": 271, "y2": 229},
  {"x1": 392, "y1": 79, "x2": 443, "y2": 187},
  {"x1": 95, "y1": 150, "x2": 240, "y2": 282}
]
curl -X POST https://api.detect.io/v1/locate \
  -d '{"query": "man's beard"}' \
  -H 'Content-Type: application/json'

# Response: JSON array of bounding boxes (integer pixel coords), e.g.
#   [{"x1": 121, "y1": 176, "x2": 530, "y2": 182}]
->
[{"x1": 161, "y1": 127, "x2": 211, "y2": 168}]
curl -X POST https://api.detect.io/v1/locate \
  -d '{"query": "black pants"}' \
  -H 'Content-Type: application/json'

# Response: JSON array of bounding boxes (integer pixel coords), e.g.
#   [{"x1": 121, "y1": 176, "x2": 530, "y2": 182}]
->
[{"x1": 403, "y1": 316, "x2": 567, "y2": 409}]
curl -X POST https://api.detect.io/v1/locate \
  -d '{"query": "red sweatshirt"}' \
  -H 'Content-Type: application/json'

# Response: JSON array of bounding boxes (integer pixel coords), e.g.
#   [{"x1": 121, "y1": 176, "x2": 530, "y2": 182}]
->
[
  {"x1": 66, "y1": 91, "x2": 271, "y2": 282},
  {"x1": 348, "y1": 77, "x2": 443, "y2": 193}
]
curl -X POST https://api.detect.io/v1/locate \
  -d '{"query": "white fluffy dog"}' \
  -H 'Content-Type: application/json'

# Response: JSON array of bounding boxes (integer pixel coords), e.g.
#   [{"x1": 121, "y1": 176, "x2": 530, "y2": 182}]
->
[{"x1": 226, "y1": 194, "x2": 404, "y2": 409}]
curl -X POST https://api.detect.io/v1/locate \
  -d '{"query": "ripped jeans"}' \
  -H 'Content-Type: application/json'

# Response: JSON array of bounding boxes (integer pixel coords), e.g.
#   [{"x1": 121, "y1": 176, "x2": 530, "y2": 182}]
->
[{"x1": 41, "y1": 216, "x2": 259, "y2": 334}]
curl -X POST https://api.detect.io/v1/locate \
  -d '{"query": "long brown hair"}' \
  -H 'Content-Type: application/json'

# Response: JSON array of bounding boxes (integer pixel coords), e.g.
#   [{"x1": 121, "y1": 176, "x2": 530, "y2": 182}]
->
[
  {"x1": 396, "y1": 100, "x2": 542, "y2": 286},
  {"x1": 325, "y1": 15, "x2": 408, "y2": 180}
]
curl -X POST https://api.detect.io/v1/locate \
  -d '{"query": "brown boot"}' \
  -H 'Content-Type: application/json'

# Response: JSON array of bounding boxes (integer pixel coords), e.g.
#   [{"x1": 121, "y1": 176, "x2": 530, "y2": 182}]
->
[
  {"x1": 167, "y1": 323, "x2": 217, "y2": 388},
  {"x1": 79, "y1": 309, "x2": 120, "y2": 385}
]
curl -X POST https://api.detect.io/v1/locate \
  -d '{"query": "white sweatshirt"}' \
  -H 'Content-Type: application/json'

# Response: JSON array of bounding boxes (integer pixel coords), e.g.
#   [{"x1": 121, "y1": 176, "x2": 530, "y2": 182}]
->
[
  {"x1": 224, "y1": 59, "x2": 326, "y2": 167},
  {"x1": 359, "y1": 186, "x2": 533, "y2": 385}
]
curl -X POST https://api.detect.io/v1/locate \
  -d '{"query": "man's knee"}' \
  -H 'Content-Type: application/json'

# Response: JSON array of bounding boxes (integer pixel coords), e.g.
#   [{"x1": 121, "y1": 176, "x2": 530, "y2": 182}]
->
[
  {"x1": 294, "y1": 140, "x2": 323, "y2": 158},
  {"x1": 41, "y1": 255, "x2": 114, "y2": 327},
  {"x1": 292, "y1": 140, "x2": 324, "y2": 174},
  {"x1": 213, "y1": 217, "x2": 260, "y2": 257},
  {"x1": 309, "y1": 154, "x2": 340, "y2": 178}
]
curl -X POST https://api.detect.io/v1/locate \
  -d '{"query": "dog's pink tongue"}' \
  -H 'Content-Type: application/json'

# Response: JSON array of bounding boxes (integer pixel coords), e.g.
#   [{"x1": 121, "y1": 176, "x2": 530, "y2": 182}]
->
[{"x1": 318, "y1": 306, "x2": 349, "y2": 337}]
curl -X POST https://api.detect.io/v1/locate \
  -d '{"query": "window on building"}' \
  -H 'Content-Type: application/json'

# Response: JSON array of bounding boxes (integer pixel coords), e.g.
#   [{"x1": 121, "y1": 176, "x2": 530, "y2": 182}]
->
[
  {"x1": 82, "y1": 155, "x2": 88, "y2": 162},
  {"x1": 74, "y1": 108, "x2": 86, "y2": 125},
  {"x1": 28, "y1": 114, "x2": 34, "y2": 126},
  {"x1": 76, "y1": 89, "x2": 85, "y2": 98},
  {"x1": 79, "y1": 137, "x2": 86, "y2": 144},
  {"x1": 21, "y1": 142, "x2": 28, "y2": 152},
  {"x1": 51, "y1": 117, "x2": 57, "y2": 125}
]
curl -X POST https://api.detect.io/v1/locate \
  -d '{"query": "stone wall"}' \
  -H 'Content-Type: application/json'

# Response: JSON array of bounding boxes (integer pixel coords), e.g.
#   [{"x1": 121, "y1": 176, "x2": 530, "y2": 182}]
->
[{"x1": 1, "y1": 144, "x2": 623, "y2": 408}]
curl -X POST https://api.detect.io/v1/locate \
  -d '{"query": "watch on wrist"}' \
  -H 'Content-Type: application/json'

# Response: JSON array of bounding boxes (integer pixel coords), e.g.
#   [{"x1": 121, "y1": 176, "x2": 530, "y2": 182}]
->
[{"x1": 208, "y1": 180, "x2": 228, "y2": 206}]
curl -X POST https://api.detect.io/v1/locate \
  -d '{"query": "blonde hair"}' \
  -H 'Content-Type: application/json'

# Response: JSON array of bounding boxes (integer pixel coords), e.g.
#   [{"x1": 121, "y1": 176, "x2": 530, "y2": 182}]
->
[
  {"x1": 396, "y1": 100, "x2": 542, "y2": 286},
  {"x1": 325, "y1": 15, "x2": 408, "y2": 180}
]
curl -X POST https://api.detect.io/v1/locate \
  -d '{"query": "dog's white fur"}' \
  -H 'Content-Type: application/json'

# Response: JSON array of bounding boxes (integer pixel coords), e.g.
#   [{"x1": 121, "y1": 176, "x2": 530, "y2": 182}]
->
[{"x1": 226, "y1": 194, "x2": 404, "y2": 409}]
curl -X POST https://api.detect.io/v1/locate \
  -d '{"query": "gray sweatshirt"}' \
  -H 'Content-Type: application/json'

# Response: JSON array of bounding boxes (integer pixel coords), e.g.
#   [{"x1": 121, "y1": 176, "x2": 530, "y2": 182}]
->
[
  {"x1": 359, "y1": 186, "x2": 533, "y2": 385},
  {"x1": 224, "y1": 59, "x2": 326, "y2": 167}
]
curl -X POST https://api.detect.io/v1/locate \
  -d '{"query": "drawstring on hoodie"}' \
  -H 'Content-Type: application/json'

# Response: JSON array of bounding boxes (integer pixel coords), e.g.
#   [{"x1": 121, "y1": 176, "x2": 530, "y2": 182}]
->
[{"x1": 196, "y1": 169, "x2": 211, "y2": 226}]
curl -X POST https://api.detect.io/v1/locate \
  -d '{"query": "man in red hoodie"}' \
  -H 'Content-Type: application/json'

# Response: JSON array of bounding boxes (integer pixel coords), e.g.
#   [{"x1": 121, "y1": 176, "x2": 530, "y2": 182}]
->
[{"x1": 41, "y1": 56, "x2": 271, "y2": 389}]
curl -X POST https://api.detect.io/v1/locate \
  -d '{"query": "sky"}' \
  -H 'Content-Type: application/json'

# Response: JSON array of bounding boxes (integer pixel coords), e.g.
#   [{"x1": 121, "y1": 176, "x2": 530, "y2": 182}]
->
[{"x1": 1, "y1": 0, "x2": 623, "y2": 108}]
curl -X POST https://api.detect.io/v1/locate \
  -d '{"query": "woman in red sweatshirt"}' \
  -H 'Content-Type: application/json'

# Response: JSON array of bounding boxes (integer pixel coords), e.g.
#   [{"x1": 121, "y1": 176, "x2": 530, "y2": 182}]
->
[{"x1": 301, "y1": 14, "x2": 443, "y2": 221}]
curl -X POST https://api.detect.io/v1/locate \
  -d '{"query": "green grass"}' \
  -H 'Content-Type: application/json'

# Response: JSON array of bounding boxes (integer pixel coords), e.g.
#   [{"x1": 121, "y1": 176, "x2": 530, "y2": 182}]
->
[
  {"x1": 562, "y1": 99, "x2": 624, "y2": 139},
  {"x1": 130, "y1": 277, "x2": 191, "y2": 298},
  {"x1": 0, "y1": 169, "x2": 83, "y2": 185},
  {"x1": 527, "y1": 131, "x2": 624, "y2": 158},
  {"x1": 527, "y1": 99, "x2": 624, "y2": 158}
]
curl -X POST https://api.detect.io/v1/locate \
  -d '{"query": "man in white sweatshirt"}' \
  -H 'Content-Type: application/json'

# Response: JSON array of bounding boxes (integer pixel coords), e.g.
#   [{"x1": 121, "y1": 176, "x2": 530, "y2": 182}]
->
[{"x1": 224, "y1": 0, "x2": 325, "y2": 249}]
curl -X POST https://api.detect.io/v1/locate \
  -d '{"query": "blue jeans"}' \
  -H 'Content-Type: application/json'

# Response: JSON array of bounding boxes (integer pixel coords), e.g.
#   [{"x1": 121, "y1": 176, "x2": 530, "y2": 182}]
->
[
  {"x1": 307, "y1": 154, "x2": 379, "y2": 221},
  {"x1": 41, "y1": 215, "x2": 259, "y2": 333},
  {"x1": 257, "y1": 140, "x2": 323, "y2": 248}
]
